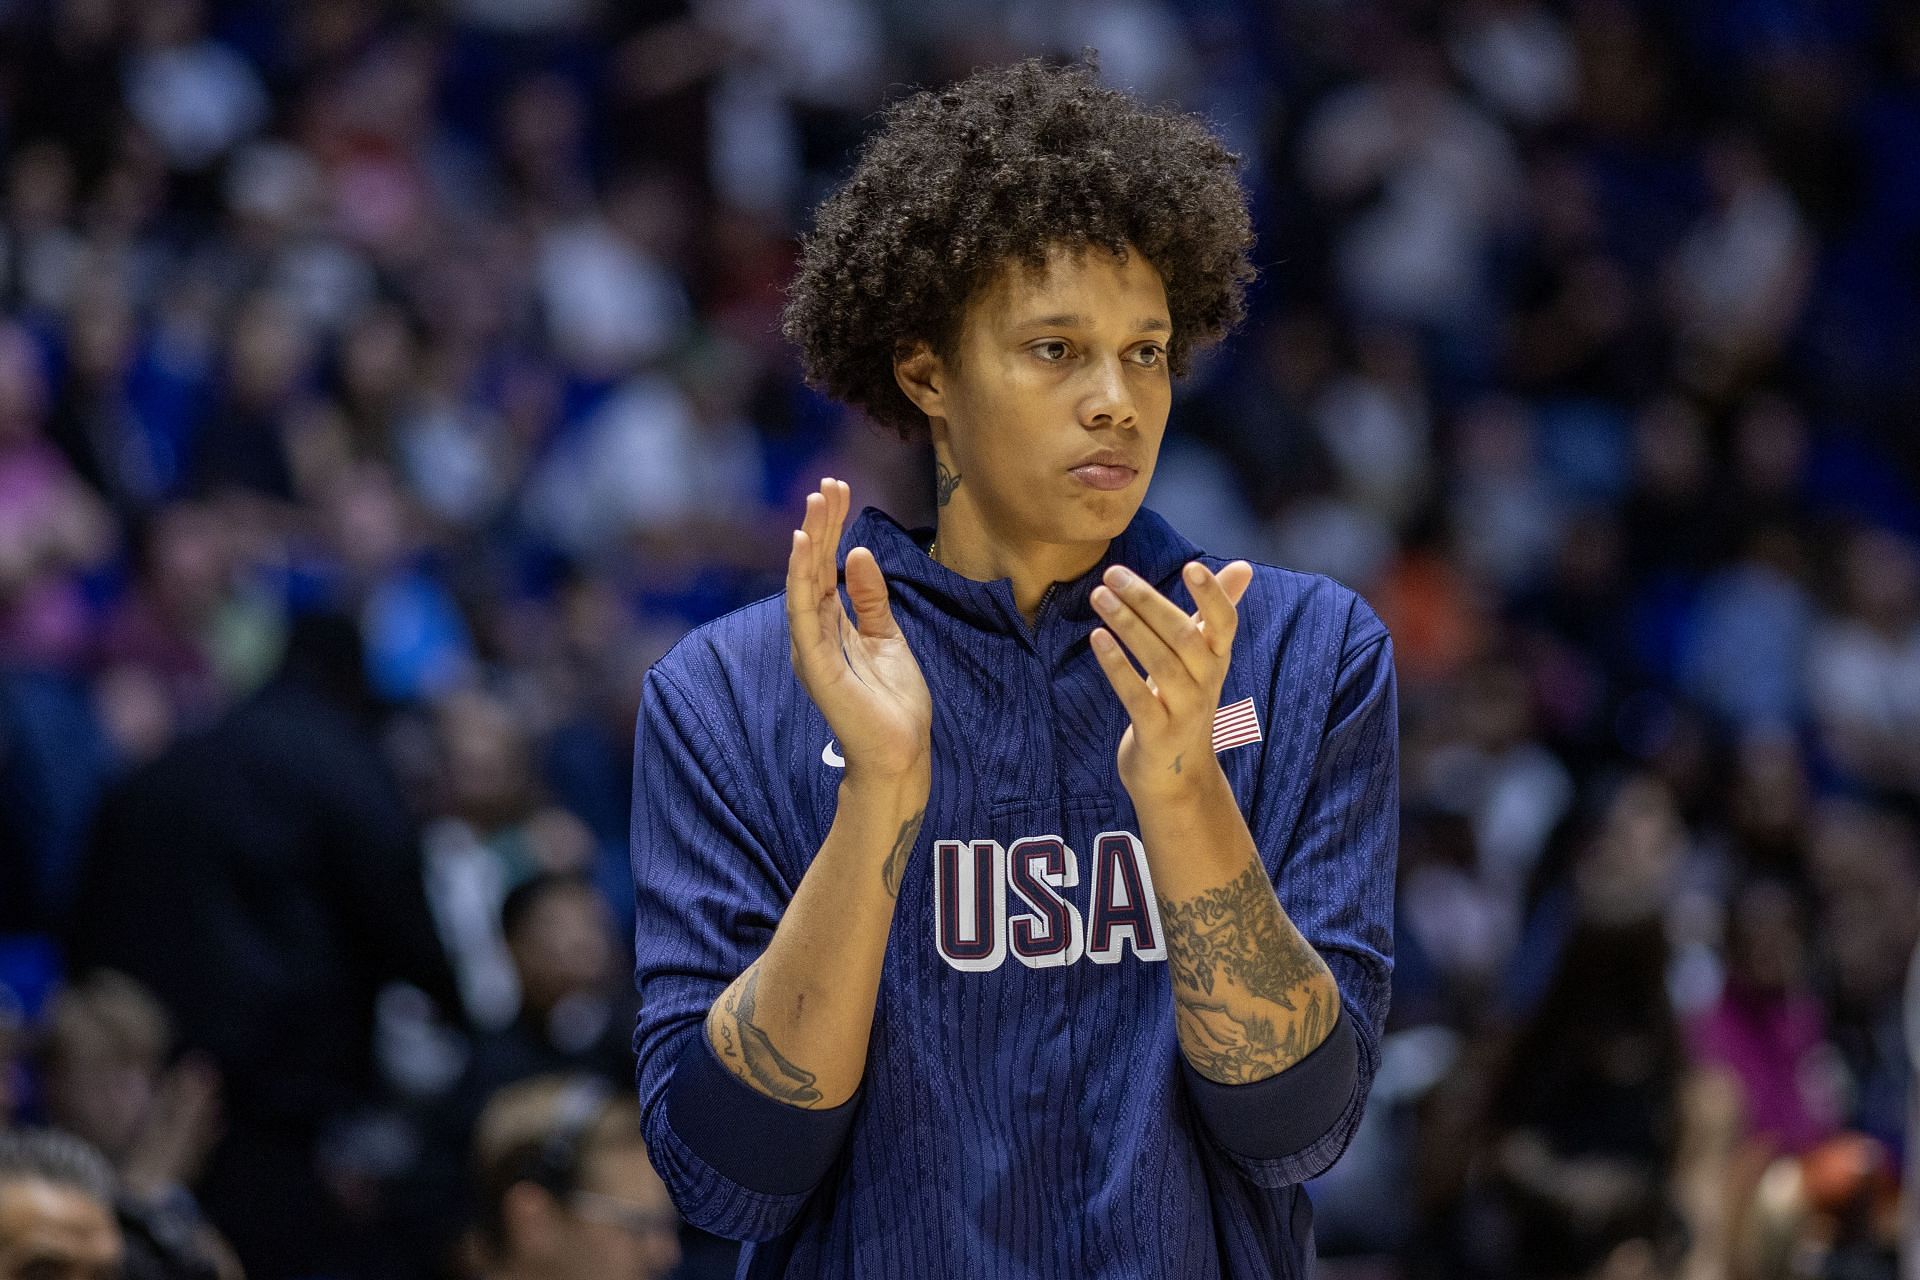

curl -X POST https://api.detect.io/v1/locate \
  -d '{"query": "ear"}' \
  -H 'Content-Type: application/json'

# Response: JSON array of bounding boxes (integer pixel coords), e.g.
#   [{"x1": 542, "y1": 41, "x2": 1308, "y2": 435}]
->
[{"x1": 892, "y1": 340, "x2": 944, "y2": 422}]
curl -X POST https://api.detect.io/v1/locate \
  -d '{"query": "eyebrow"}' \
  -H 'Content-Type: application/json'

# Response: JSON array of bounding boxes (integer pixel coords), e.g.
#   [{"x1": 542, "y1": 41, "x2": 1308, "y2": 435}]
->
[{"x1": 1013, "y1": 313, "x2": 1172, "y2": 334}]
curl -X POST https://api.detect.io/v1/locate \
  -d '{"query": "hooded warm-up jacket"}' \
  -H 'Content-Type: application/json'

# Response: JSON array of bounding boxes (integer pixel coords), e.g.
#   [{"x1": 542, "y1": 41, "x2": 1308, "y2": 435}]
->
[{"x1": 630, "y1": 503, "x2": 1398, "y2": 1278}]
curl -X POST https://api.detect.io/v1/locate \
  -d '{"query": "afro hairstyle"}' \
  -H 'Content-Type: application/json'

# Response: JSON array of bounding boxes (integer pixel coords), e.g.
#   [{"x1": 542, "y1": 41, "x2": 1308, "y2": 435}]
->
[{"x1": 781, "y1": 56, "x2": 1256, "y2": 439}]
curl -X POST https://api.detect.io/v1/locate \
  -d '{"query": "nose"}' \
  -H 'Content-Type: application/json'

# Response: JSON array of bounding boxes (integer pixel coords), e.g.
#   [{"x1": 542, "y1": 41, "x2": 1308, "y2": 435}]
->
[{"x1": 1078, "y1": 354, "x2": 1136, "y2": 431}]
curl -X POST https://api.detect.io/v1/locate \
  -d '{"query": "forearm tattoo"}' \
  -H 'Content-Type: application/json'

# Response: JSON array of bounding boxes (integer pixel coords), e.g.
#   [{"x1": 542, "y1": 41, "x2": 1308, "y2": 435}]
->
[
  {"x1": 935, "y1": 462, "x2": 961, "y2": 507},
  {"x1": 709, "y1": 963, "x2": 824, "y2": 1106},
  {"x1": 881, "y1": 808, "x2": 925, "y2": 899},
  {"x1": 1158, "y1": 864, "x2": 1336, "y2": 1084}
]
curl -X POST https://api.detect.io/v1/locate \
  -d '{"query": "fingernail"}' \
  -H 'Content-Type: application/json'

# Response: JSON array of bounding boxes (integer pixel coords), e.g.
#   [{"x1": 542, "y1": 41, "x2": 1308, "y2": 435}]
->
[
  {"x1": 1106, "y1": 566, "x2": 1134, "y2": 588},
  {"x1": 1185, "y1": 562, "x2": 1205, "y2": 583},
  {"x1": 1092, "y1": 586, "x2": 1113, "y2": 610}
]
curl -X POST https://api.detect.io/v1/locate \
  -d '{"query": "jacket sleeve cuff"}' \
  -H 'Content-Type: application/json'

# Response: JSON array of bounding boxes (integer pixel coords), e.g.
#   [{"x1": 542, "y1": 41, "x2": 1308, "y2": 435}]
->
[
  {"x1": 663, "y1": 1027, "x2": 861, "y2": 1197},
  {"x1": 1180, "y1": 1004, "x2": 1360, "y2": 1162}
]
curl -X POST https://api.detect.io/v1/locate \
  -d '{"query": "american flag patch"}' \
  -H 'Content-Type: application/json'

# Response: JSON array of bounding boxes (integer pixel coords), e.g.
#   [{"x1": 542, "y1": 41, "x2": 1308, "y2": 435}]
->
[{"x1": 1211, "y1": 697, "x2": 1262, "y2": 754}]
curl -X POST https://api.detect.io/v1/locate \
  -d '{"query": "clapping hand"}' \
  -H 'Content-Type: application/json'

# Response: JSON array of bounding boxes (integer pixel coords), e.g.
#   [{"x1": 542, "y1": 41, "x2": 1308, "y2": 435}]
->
[
  {"x1": 785, "y1": 479, "x2": 932, "y2": 786},
  {"x1": 1088, "y1": 559, "x2": 1254, "y2": 798}
]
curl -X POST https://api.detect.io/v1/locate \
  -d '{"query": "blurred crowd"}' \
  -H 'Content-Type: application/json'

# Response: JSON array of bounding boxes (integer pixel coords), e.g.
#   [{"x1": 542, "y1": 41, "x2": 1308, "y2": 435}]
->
[{"x1": 2, "y1": 0, "x2": 1920, "y2": 1277}]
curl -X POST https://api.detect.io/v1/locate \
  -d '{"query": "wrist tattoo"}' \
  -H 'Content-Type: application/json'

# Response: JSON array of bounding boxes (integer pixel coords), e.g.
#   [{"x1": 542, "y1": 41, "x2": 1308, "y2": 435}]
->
[
  {"x1": 935, "y1": 462, "x2": 961, "y2": 507},
  {"x1": 881, "y1": 808, "x2": 925, "y2": 899}
]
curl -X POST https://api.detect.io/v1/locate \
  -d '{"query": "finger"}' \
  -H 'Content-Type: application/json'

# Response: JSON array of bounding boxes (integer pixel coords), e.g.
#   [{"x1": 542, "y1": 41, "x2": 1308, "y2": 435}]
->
[
  {"x1": 822, "y1": 477, "x2": 850, "y2": 593},
  {"x1": 809, "y1": 480, "x2": 837, "y2": 600},
  {"x1": 786, "y1": 528, "x2": 828, "y2": 669},
  {"x1": 1217, "y1": 560, "x2": 1253, "y2": 606},
  {"x1": 844, "y1": 546, "x2": 901, "y2": 639},
  {"x1": 1100, "y1": 564, "x2": 1213, "y2": 682},
  {"x1": 1089, "y1": 627, "x2": 1166, "y2": 727},
  {"x1": 797, "y1": 483, "x2": 823, "y2": 602},
  {"x1": 803, "y1": 490, "x2": 828, "y2": 600},
  {"x1": 1182, "y1": 561, "x2": 1242, "y2": 658},
  {"x1": 1092, "y1": 583, "x2": 1194, "y2": 699}
]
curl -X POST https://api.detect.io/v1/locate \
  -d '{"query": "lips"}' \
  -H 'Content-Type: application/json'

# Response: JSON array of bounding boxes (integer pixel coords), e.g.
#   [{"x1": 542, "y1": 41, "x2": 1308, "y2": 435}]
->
[
  {"x1": 1069, "y1": 451, "x2": 1140, "y2": 491},
  {"x1": 1069, "y1": 463, "x2": 1138, "y2": 490}
]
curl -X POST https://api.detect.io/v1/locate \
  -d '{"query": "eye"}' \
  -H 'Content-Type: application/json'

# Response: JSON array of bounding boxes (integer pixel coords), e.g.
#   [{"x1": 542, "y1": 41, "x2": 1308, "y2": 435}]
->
[
  {"x1": 1133, "y1": 344, "x2": 1165, "y2": 368},
  {"x1": 1032, "y1": 340, "x2": 1072, "y2": 363}
]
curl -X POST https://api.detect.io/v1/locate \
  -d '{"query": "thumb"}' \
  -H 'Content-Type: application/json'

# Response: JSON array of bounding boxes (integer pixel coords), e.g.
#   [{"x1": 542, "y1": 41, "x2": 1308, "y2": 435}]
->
[{"x1": 844, "y1": 547, "x2": 901, "y2": 638}]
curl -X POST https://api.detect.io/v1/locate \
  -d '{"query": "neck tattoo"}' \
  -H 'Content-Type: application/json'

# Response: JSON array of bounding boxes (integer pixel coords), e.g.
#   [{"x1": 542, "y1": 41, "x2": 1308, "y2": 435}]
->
[{"x1": 935, "y1": 461, "x2": 962, "y2": 507}]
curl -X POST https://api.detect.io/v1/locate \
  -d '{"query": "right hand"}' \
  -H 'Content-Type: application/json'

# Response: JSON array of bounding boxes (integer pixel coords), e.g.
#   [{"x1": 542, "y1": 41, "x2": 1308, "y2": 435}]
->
[{"x1": 786, "y1": 478, "x2": 932, "y2": 784}]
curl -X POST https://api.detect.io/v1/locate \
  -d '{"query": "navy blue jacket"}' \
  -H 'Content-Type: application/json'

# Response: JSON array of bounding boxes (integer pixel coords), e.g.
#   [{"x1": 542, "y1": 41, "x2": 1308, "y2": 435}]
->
[{"x1": 630, "y1": 505, "x2": 1397, "y2": 1278}]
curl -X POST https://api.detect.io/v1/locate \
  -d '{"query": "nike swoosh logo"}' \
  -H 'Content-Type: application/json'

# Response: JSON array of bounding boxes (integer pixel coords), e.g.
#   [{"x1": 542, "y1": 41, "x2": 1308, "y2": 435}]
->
[{"x1": 822, "y1": 739, "x2": 845, "y2": 768}]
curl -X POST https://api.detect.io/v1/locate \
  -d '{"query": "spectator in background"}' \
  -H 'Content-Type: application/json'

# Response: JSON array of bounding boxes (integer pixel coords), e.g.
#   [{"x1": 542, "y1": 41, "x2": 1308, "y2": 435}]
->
[
  {"x1": 188, "y1": 292, "x2": 313, "y2": 504},
  {"x1": 521, "y1": 352, "x2": 767, "y2": 572},
  {"x1": 1689, "y1": 879, "x2": 1843, "y2": 1159},
  {"x1": 467, "y1": 1076, "x2": 679, "y2": 1280},
  {"x1": 1807, "y1": 529, "x2": 1920, "y2": 797},
  {"x1": 420, "y1": 687, "x2": 596, "y2": 1031},
  {"x1": 0, "y1": 324, "x2": 115, "y2": 673},
  {"x1": 405, "y1": 872, "x2": 633, "y2": 1274},
  {"x1": 493, "y1": 876, "x2": 629, "y2": 1083},
  {"x1": 1299, "y1": 32, "x2": 1523, "y2": 376},
  {"x1": 64, "y1": 612, "x2": 460, "y2": 1280},
  {"x1": 317, "y1": 461, "x2": 477, "y2": 703},
  {"x1": 1505, "y1": 774, "x2": 1703, "y2": 1020},
  {"x1": 1680, "y1": 526, "x2": 1817, "y2": 732},
  {"x1": 46, "y1": 273, "x2": 172, "y2": 512},
  {"x1": 1478, "y1": 916, "x2": 1733, "y2": 1280},
  {"x1": 0, "y1": 323, "x2": 120, "y2": 930},
  {"x1": 441, "y1": 872, "x2": 632, "y2": 1131},
  {"x1": 0, "y1": 1128, "x2": 122, "y2": 1280},
  {"x1": 1806, "y1": 804, "x2": 1920, "y2": 1155},
  {"x1": 1664, "y1": 134, "x2": 1815, "y2": 400},
  {"x1": 1445, "y1": 396, "x2": 1563, "y2": 595},
  {"x1": 122, "y1": 0, "x2": 267, "y2": 184},
  {"x1": 35, "y1": 970, "x2": 238, "y2": 1280},
  {"x1": 94, "y1": 498, "x2": 280, "y2": 758}
]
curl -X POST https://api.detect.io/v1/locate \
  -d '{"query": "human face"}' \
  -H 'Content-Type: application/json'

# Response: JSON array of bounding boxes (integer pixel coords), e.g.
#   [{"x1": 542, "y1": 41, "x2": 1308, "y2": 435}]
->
[
  {"x1": 0, "y1": 1179, "x2": 123, "y2": 1280},
  {"x1": 558, "y1": 1144, "x2": 680, "y2": 1280},
  {"x1": 44, "y1": 1026, "x2": 159, "y2": 1164},
  {"x1": 507, "y1": 883, "x2": 615, "y2": 1019},
  {"x1": 903, "y1": 242, "x2": 1173, "y2": 563}
]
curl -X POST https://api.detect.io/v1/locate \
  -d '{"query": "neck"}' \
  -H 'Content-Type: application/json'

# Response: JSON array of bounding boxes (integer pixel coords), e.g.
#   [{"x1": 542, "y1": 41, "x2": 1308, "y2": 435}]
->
[{"x1": 932, "y1": 497, "x2": 1110, "y2": 625}]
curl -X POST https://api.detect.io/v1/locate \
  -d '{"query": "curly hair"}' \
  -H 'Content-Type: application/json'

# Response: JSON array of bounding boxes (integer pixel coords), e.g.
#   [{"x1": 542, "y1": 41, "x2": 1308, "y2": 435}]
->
[{"x1": 781, "y1": 56, "x2": 1256, "y2": 439}]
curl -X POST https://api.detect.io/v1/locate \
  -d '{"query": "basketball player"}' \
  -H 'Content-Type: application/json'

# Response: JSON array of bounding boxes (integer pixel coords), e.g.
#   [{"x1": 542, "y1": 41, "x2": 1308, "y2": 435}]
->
[{"x1": 630, "y1": 57, "x2": 1397, "y2": 1277}]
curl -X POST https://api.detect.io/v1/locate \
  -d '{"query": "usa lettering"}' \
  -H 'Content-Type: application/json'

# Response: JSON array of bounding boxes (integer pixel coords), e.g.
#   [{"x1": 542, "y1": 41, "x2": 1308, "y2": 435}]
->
[{"x1": 933, "y1": 830, "x2": 1166, "y2": 973}]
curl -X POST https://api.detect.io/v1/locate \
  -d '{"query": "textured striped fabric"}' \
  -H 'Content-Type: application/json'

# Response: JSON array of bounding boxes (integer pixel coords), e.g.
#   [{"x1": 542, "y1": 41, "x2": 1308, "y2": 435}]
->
[{"x1": 630, "y1": 505, "x2": 1398, "y2": 1278}]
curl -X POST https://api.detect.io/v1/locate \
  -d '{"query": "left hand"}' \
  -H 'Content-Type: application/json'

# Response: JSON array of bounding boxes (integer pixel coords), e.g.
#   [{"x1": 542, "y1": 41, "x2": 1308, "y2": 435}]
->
[{"x1": 1089, "y1": 559, "x2": 1254, "y2": 798}]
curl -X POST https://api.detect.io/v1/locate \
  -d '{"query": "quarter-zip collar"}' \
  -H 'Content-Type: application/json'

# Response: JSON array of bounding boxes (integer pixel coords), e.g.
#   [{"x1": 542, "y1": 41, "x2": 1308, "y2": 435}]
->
[{"x1": 840, "y1": 505, "x2": 1207, "y2": 640}]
